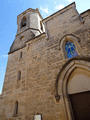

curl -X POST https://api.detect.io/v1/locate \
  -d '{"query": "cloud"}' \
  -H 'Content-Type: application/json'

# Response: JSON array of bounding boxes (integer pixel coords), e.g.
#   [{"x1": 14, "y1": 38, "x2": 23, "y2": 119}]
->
[
  {"x1": 2, "y1": 55, "x2": 8, "y2": 58},
  {"x1": 67, "y1": 0, "x2": 74, "y2": 2},
  {"x1": 0, "y1": 54, "x2": 8, "y2": 61},
  {"x1": 0, "y1": 54, "x2": 8, "y2": 59},
  {"x1": 55, "y1": 4, "x2": 65, "y2": 10},
  {"x1": 40, "y1": 6, "x2": 49, "y2": 14}
]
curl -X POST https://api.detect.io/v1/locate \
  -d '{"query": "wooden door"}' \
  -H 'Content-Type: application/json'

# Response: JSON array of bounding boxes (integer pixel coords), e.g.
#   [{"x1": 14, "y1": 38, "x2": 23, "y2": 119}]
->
[{"x1": 69, "y1": 91, "x2": 90, "y2": 120}]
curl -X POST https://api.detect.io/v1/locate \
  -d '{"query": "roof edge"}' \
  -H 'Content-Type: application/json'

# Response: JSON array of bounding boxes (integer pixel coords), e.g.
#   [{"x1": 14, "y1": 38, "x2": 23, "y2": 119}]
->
[
  {"x1": 26, "y1": 32, "x2": 46, "y2": 44},
  {"x1": 17, "y1": 8, "x2": 43, "y2": 19},
  {"x1": 80, "y1": 9, "x2": 90, "y2": 15},
  {"x1": 43, "y1": 2, "x2": 76, "y2": 22},
  {"x1": 8, "y1": 33, "x2": 46, "y2": 55}
]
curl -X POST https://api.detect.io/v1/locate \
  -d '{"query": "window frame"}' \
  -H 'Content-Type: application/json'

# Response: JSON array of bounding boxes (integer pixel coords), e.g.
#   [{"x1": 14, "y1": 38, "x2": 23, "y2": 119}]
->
[{"x1": 59, "y1": 35, "x2": 81, "y2": 59}]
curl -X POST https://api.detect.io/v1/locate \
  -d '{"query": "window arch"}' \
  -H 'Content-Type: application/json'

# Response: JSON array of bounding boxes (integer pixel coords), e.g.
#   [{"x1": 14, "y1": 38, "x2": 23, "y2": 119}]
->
[
  {"x1": 65, "y1": 41, "x2": 78, "y2": 58},
  {"x1": 59, "y1": 34, "x2": 81, "y2": 59},
  {"x1": 21, "y1": 16, "x2": 27, "y2": 28}
]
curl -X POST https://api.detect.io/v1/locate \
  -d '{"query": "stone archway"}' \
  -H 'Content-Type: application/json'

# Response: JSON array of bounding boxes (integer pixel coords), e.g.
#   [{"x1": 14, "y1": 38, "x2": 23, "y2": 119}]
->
[
  {"x1": 55, "y1": 57, "x2": 90, "y2": 120},
  {"x1": 67, "y1": 67, "x2": 90, "y2": 120}
]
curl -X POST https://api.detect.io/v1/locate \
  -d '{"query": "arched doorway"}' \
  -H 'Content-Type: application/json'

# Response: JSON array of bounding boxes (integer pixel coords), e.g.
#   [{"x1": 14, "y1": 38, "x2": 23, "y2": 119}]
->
[
  {"x1": 56, "y1": 57, "x2": 90, "y2": 120},
  {"x1": 68, "y1": 67, "x2": 90, "y2": 120}
]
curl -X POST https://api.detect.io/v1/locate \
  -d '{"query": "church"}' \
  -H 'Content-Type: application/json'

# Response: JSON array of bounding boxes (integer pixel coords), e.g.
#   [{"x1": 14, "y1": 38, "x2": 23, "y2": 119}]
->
[{"x1": 0, "y1": 2, "x2": 90, "y2": 120}]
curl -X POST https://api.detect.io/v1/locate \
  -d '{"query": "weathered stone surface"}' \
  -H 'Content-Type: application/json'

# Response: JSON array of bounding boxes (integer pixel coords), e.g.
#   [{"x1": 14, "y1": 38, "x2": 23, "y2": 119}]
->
[{"x1": 0, "y1": 2, "x2": 90, "y2": 120}]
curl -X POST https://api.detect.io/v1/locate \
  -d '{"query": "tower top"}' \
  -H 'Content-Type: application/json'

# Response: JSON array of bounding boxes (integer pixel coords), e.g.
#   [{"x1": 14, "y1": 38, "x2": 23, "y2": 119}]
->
[
  {"x1": 9, "y1": 8, "x2": 45, "y2": 54},
  {"x1": 17, "y1": 8, "x2": 43, "y2": 35},
  {"x1": 17, "y1": 8, "x2": 43, "y2": 21}
]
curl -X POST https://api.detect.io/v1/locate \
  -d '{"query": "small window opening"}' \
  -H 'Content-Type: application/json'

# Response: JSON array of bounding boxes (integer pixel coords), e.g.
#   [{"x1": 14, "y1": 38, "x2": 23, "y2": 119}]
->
[
  {"x1": 17, "y1": 71, "x2": 21, "y2": 80},
  {"x1": 14, "y1": 101, "x2": 18, "y2": 116},
  {"x1": 21, "y1": 17, "x2": 27, "y2": 28},
  {"x1": 40, "y1": 21, "x2": 43, "y2": 31},
  {"x1": 20, "y1": 52, "x2": 22, "y2": 59},
  {"x1": 65, "y1": 41, "x2": 78, "y2": 59}
]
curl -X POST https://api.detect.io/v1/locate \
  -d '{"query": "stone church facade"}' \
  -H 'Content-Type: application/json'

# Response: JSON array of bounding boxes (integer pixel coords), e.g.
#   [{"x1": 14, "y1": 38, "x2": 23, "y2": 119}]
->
[{"x1": 0, "y1": 2, "x2": 90, "y2": 120}]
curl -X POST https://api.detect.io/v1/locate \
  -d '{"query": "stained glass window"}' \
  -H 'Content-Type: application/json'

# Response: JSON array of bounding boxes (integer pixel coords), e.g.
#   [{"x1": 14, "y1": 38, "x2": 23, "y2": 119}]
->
[{"x1": 65, "y1": 41, "x2": 78, "y2": 58}]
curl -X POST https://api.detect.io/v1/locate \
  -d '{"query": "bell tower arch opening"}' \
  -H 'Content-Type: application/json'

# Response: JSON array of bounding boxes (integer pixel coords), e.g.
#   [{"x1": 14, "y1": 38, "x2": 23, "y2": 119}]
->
[{"x1": 20, "y1": 16, "x2": 27, "y2": 28}]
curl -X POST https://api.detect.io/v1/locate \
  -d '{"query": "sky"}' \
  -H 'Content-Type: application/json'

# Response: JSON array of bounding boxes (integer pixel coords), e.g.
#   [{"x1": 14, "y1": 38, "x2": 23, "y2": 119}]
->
[{"x1": 0, "y1": 0, "x2": 90, "y2": 94}]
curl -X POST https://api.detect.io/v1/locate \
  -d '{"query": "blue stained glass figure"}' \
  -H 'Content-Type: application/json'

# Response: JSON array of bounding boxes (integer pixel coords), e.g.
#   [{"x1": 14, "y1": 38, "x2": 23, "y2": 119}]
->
[{"x1": 65, "y1": 41, "x2": 78, "y2": 58}]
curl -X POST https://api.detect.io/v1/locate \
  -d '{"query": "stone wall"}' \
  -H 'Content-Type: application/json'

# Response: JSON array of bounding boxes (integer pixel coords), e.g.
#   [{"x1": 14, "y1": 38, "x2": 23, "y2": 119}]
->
[{"x1": 0, "y1": 2, "x2": 90, "y2": 120}]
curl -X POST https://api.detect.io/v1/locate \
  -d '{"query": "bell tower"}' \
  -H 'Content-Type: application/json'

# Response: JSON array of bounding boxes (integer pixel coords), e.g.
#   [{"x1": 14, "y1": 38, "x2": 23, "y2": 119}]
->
[
  {"x1": 17, "y1": 8, "x2": 44, "y2": 35},
  {"x1": 9, "y1": 8, "x2": 45, "y2": 54}
]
